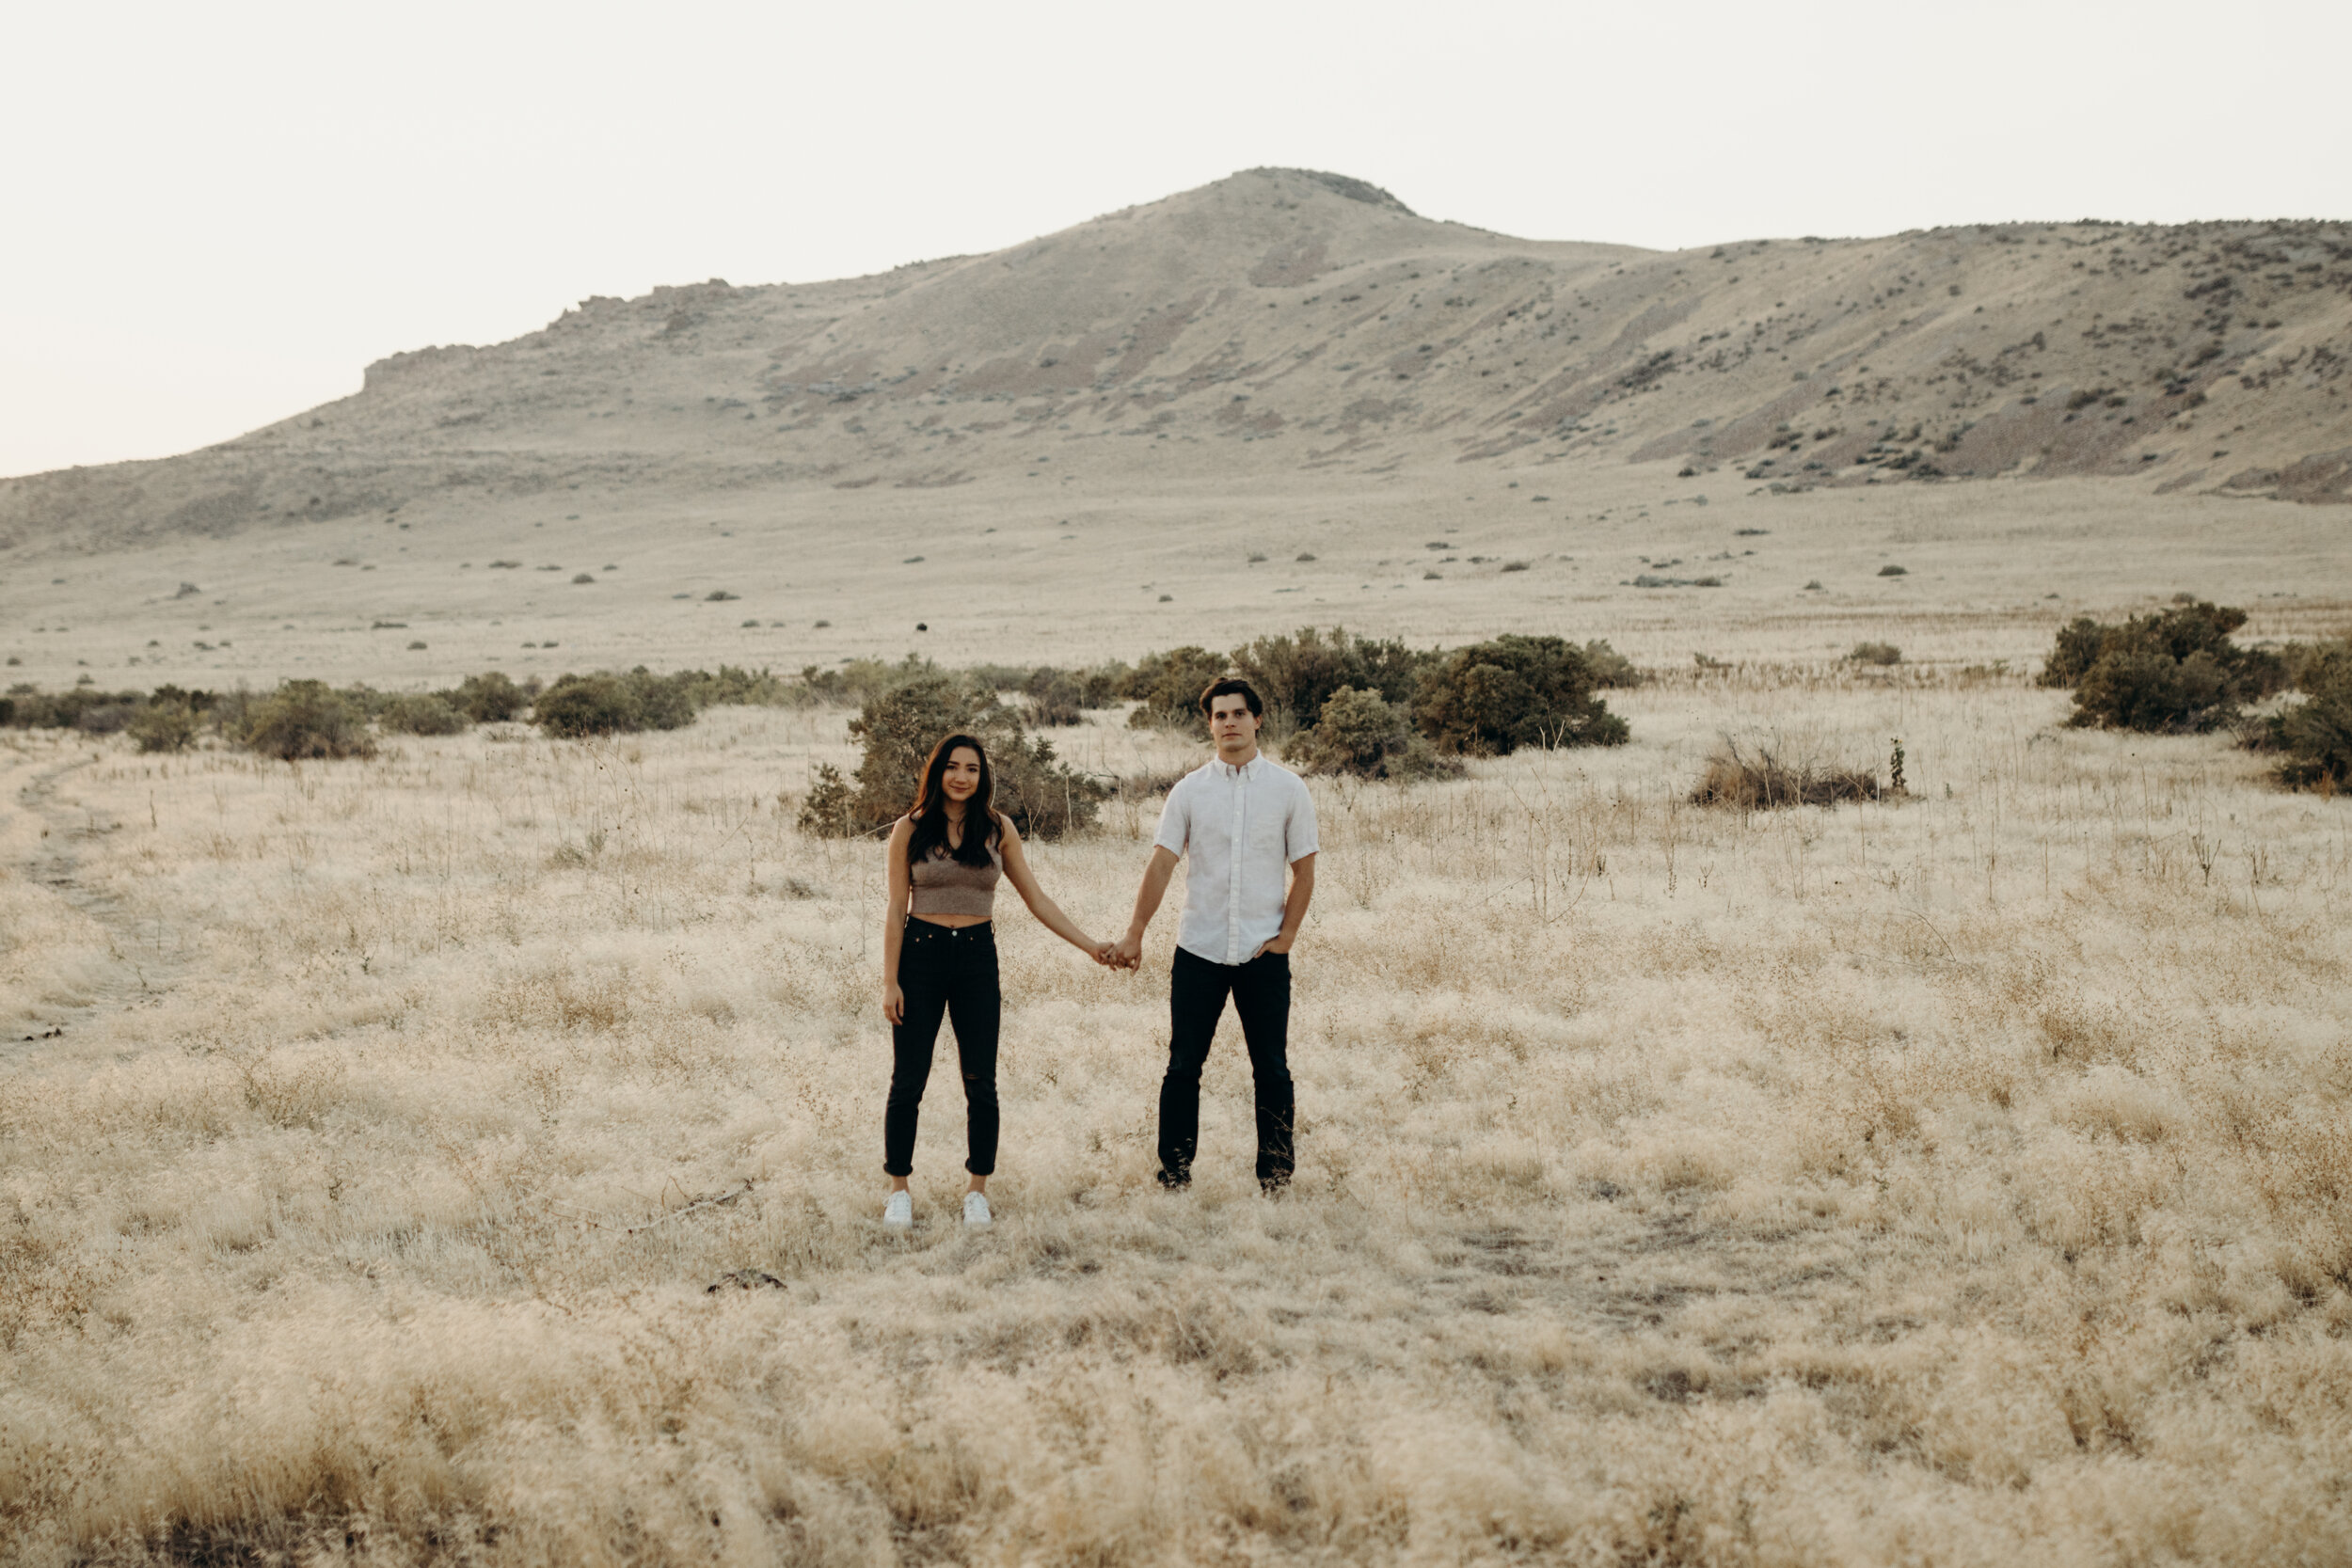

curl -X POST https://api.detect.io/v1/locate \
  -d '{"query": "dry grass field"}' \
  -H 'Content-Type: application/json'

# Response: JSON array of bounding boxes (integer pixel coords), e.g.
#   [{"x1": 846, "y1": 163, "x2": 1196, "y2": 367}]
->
[{"x1": 3, "y1": 661, "x2": 2348, "y2": 1566}]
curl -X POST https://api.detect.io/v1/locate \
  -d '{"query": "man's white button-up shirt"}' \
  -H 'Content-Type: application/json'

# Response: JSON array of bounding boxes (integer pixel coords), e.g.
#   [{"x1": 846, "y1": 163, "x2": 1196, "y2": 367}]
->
[{"x1": 1152, "y1": 752, "x2": 1319, "y2": 966}]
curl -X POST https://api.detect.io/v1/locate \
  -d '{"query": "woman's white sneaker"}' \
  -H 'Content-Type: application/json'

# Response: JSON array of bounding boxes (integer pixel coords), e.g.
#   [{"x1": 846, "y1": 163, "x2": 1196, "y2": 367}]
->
[
  {"x1": 882, "y1": 1191, "x2": 913, "y2": 1229},
  {"x1": 962, "y1": 1192, "x2": 993, "y2": 1227}
]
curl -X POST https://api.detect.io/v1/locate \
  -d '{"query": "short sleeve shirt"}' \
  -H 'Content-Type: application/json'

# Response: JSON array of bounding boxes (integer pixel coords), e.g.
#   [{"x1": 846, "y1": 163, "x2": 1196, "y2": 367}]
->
[{"x1": 1152, "y1": 754, "x2": 1319, "y2": 965}]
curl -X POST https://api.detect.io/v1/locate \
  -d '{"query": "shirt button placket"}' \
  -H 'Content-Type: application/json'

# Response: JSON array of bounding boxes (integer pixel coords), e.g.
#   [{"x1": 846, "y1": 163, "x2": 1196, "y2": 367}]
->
[{"x1": 1228, "y1": 769, "x2": 1246, "y2": 963}]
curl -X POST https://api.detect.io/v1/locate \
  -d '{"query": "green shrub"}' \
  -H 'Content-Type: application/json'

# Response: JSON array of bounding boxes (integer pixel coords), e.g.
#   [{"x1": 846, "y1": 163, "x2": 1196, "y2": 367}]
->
[
  {"x1": 798, "y1": 763, "x2": 858, "y2": 837},
  {"x1": 1289, "y1": 686, "x2": 1461, "y2": 782},
  {"x1": 127, "y1": 701, "x2": 198, "y2": 753},
  {"x1": 797, "y1": 653, "x2": 939, "y2": 706},
  {"x1": 798, "y1": 676, "x2": 1106, "y2": 840},
  {"x1": 1231, "y1": 626, "x2": 1435, "y2": 732},
  {"x1": 2040, "y1": 617, "x2": 2108, "y2": 689},
  {"x1": 2267, "y1": 640, "x2": 2352, "y2": 790},
  {"x1": 1413, "y1": 635, "x2": 1630, "y2": 755},
  {"x1": 245, "y1": 680, "x2": 375, "y2": 760},
  {"x1": 630, "y1": 670, "x2": 697, "y2": 731},
  {"x1": 73, "y1": 702, "x2": 137, "y2": 736},
  {"x1": 1, "y1": 687, "x2": 147, "y2": 730},
  {"x1": 534, "y1": 675, "x2": 639, "y2": 737},
  {"x1": 1121, "y1": 645, "x2": 1232, "y2": 730},
  {"x1": 532, "y1": 668, "x2": 701, "y2": 738},
  {"x1": 1581, "y1": 640, "x2": 1643, "y2": 689},
  {"x1": 379, "y1": 693, "x2": 470, "y2": 736},
  {"x1": 453, "y1": 672, "x2": 525, "y2": 722},
  {"x1": 677, "y1": 664, "x2": 790, "y2": 708},
  {"x1": 2044, "y1": 602, "x2": 2283, "y2": 732}
]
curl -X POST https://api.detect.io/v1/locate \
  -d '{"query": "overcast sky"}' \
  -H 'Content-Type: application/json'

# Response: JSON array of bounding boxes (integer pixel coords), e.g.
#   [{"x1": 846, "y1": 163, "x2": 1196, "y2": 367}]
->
[{"x1": 5, "y1": 0, "x2": 2345, "y2": 479}]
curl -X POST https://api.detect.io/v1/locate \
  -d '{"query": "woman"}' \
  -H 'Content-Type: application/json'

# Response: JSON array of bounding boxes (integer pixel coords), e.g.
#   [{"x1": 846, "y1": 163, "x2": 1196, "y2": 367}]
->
[{"x1": 881, "y1": 733, "x2": 1106, "y2": 1229}]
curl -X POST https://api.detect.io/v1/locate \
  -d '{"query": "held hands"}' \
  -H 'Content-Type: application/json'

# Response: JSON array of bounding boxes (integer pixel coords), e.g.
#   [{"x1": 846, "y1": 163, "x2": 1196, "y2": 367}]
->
[{"x1": 1082, "y1": 934, "x2": 1143, "y2": 970}]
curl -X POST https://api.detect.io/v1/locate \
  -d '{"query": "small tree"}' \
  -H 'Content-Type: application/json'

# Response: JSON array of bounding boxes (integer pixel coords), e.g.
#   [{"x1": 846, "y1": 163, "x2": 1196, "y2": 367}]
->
[{"x1": 1413, "y1": 635, "x2": 1629, "y2": 755}]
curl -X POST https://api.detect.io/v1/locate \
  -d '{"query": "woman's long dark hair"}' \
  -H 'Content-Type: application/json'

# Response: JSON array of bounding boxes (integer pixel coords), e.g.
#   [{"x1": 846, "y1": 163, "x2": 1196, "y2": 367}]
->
[{"x1": 906, "y1": 733, "x2": 1001, "y2": 868}]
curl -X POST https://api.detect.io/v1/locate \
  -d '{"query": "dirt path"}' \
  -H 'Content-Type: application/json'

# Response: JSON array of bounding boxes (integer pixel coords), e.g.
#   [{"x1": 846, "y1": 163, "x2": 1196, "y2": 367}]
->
[{"x1": 3, "y1": 736, "x2": 183, "y2": 1043}]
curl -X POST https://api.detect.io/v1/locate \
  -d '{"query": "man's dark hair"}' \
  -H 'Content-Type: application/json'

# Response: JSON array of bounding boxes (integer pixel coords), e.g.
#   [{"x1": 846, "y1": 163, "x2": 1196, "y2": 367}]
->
[{"x1": 1198, "y1": 674, "x2": 1263, "y2": 719}]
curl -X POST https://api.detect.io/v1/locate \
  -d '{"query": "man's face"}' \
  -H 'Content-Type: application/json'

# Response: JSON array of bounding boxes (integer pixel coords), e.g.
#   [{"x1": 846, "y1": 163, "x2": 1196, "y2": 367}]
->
[{"x1": 1209, "y1": 696, "x2": 1260, "y2": 752}]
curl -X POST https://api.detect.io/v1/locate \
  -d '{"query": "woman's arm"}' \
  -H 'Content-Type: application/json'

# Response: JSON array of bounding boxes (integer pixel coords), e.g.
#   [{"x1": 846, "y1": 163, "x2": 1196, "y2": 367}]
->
[
  {"x1": 882, "y1": 816, "x2": 913, "y2": 1023},
  {"x1": 1113, "y1": 847, "x2": 1180, "y2": 969},
  {"x1": 996, "y1": 818, "x2": 1103, "y2": 957}
]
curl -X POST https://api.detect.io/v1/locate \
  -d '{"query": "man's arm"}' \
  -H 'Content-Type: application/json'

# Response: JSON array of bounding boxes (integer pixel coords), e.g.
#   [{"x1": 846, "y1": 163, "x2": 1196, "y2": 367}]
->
[
  {"x1": 1262, "y1": 852, "x2": 1315, "y2": 956},
  {"x1": 1114, "y1": 846, "x2": 1180, "y2": 968}
]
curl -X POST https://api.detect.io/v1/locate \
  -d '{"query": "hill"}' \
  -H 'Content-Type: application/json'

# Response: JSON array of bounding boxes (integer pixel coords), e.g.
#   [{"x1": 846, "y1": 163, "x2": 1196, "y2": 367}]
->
[{"x1": 4, "y1": 166, "x2": 2347, "y2": 554}]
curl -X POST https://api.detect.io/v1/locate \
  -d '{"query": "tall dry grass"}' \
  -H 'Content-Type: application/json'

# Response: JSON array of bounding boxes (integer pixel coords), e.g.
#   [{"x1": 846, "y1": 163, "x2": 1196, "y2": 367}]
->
[{"x1": 0, "y1": 680, "x2": 2347, "y2": 1566}]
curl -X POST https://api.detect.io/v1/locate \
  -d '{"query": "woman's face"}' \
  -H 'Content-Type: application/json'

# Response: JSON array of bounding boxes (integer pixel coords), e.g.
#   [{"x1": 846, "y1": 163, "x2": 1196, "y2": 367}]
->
[{"x1": 940, "y1": 747, "x2": 983, "y2": 802}]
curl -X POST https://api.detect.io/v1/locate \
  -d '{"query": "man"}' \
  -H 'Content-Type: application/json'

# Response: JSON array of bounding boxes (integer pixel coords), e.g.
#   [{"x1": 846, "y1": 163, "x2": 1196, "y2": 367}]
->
[{"x1": 1113, "y1": 675, "x2": 1317, "y2": 1192}]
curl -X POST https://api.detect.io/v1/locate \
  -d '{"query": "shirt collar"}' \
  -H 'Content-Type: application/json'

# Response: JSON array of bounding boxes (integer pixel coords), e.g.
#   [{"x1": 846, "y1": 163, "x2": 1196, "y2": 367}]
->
[{"x1": 1212, "y1": 752, "x2": 1262, "y2": 780}]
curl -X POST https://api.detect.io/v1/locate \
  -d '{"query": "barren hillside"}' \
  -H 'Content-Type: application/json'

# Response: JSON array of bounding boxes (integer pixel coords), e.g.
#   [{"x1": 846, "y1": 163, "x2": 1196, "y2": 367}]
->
[{"x1": 6, "y1": 166, "x2": 2348, "y2": 554}]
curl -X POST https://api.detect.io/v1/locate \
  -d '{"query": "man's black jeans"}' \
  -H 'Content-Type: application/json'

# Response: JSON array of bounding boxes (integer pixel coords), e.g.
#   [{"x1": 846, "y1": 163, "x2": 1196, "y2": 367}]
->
[
  {"x1": 884, "y1": 918, "x2": 1000, "y2": 1177},
  {"x1": 1157, "y1": 944, "x2": 1294, "y2": 1188}
]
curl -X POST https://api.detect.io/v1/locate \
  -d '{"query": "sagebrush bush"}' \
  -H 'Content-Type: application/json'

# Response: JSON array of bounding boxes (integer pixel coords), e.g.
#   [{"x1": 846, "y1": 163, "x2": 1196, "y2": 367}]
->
[
  {"x1": 378, "y1": 693, "x2": 470, "y2": 736},
  {"x1": 1018, "y1": 665, "x2": 1112, "y2": 727},
  {"x1": 533, "y1": 669, "x2": 700, "y2": 738},
  {"x1": 2265, "y1": 640, "x2": 2352, "y2": 790},
  {"x1": 1413, "y1": 635, "x2": 1630, "y2": 755},
  {"x1": 1, "y1": 686, "x2": 148, "y2": 731},
  {"x1": 1580, "y1": 640, "x2": 1644, "y2": 689},
  {"x1": 532, "y1": 675, "x2": 640, "y2": 738},
  {"x1": 452, "y1": 672, "x2": 525, "y2": 723},
  {"x1": 245, "y1": 681, "x2": 375, "y2": 761},
  {"x1": 1288, "y1": 686, "x2": 1460, "y2": 782},
  {"x1": 1231, "y1": 626, "x2": 1434, "y2": 733},
  {"x1": 798, "y1": 676, "x2": 1105, "y2": 840},
  {"x1": 797, "y1": 654, "x2": 940, "y2": 707},
  {"x1": 1691, "y1": 739, "x2": 1880, "y2": 809},
  {"x1": 1849, "y1": 641, "x2": 1902, "y2": 666},
  {"x1": 676, "y1": 665, "x2": 789, "y2": 708},
  {"x1": 126, "y1": 701, "x2": 198, "y2": 753},
  {"x1": 1121, "y1": 645, "x2": 1232, "y2": 730},
  {"x1": 2043, "y1": 602, "x2": 2282, "y2": 733}
]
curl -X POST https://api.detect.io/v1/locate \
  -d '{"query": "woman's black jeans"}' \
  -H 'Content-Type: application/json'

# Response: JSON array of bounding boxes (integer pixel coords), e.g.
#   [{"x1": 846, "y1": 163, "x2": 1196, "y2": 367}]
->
[{"x1": 884, "y1": 917, "x2": 1001, "y2": 1178}]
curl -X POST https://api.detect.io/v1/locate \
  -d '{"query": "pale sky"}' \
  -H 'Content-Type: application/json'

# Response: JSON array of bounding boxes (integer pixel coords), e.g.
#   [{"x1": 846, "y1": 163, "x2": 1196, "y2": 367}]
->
[{"x1": 4, "y1": 0, "x2": 2344, "y2": 479}]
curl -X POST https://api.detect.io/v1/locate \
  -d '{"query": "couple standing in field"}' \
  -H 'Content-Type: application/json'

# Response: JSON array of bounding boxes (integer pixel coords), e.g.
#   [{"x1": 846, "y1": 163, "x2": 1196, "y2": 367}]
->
[{"x1": 876, "y1": 675, "x2": 1318, "y2": 1228}]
